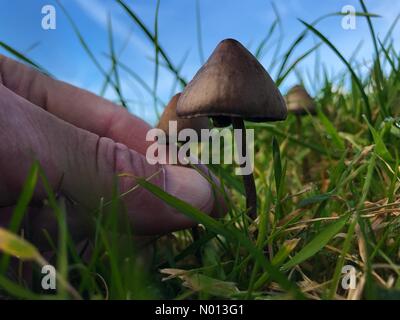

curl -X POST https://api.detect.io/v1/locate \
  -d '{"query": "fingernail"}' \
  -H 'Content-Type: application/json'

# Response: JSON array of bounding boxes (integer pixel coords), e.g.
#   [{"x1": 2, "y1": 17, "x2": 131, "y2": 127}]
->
[{"x1": 164, "y1": 165, "x2": 214, "y2": 214}]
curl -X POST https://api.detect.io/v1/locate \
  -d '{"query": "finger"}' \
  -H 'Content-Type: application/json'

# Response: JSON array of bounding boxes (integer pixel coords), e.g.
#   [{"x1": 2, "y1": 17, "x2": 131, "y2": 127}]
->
[
  {"x1": 0, "y1": 85, "x2": 217, "y2": 235},
  {"x1": 0, "y1": 54, "x2": 152, "y2": 155}
]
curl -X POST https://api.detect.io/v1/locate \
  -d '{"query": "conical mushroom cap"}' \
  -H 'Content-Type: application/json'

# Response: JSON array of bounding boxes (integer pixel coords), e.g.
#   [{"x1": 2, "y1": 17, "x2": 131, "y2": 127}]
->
[
  {"x1": 285, "y1": 85, "x2": 316, "y2": 116},
  {"x1": 176, "y1": 39, "x2": 287, "y2": 124},
  {"x1": 157, "y1": 93, "x2": 209, "y2": 140}
]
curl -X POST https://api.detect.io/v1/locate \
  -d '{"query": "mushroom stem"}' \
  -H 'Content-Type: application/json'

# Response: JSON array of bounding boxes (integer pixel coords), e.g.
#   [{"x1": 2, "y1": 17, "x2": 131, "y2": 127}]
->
[
  {"x1": 295, "y1": 115, "x2": 310, "y2": 182},
  {"x1": 231, "y1": 118, "x2": 257, "y2": 219},
  {"x1": 295, "y1": 114, "x2": 302, "y2": 137}
]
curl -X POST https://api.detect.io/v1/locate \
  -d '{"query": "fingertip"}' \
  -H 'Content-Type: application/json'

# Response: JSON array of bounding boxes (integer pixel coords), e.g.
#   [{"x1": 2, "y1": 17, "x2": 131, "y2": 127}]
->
[{"x1": 165, "y1": 165, "x2": 215, "y2": 215}]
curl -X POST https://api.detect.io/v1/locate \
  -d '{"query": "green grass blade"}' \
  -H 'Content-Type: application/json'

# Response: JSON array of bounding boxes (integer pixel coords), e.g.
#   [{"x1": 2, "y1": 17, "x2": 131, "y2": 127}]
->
[
  {"x1": 359, "y1": 0, "x2": 383, "y2": 80},
  {"x1": 153, "y1": 0, "x2": 161, "y2": 117},
  {"x1": 317, "y1": 109, "x2": 345, "y2": 150},
  {"x1": 359, "y1": 0, "x2": 386, "y2": 117},
  {"x1": 116, "y1": 0, "x2": 186, "y2": 86},
  {"x1": 107, "y1": 14, "x2": 128, "y2": 108},
  {"x1": 363, "y1": 115, "x2": 393, "y2": 162},
  {"x1": 115, "y1": 58, "x2": 166, "y2": 107},
  {"x1": 7, "y1": 162, "x2": 39, "y2": 234},
  {"x1": 100, "y1": 28, "x2": 133, "y2": 97},
  {"x1": 0, "y1": 161, "x2": 39, "y2": 273},
  {"x1": 254, "y1": 18, "x2": 278, "y2": 59},
  {"x1": 383, "y1": 13, "x2": 400, "y2": 46},
  {"x1": 326, "y1": 216, "x2": 357, "y2": 299},
  {"x1": 56, "y1": 0, "x2": 125, "y2": 101},
  {"x1": 250, "y1": 123, "x2": 338, "y2": 158},
  {"x1": 56, "y1": 0, "x2": 106, "y2": 77},
  {"x1": 195, "y1": 0, "x2": 205, "y2": 64},
  {"x1": 276, "y1": 43, "x2": 321, "y2": 86},
  {"x1": 0, "y1": 228, "x2": 41, "y2": 261},
  {"x1": 37, "y1": 167, "x2": 81, "y2": 299},
  {"x1": 0, "y1": 41, "x2": 51, "y2": 76},
  {"x1": 298, "y1": 192, "x2": 335, "y2": 208},
  {"x1": 0, "y1": 274, "x2": 49, "y2": 300},
  {"x1": 207, "y1": 164, "x2": 244, "y2": 195},
  {"x1": 282, "y1": 214, "x2": 350, "y2": 270},
  {"x1": 272, "y1": 137, "x2": 283, "y2": 220},
  {"x1": 300, "y1": 20, "x2": 372, "y2": 123},
  {"x1": 135, "y1": 177, "x2": 303, "y2": 297}
]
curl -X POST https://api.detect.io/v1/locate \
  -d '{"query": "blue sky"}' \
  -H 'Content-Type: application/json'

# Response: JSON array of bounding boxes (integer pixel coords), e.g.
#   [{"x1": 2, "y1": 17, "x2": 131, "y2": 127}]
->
[{"x1": 0, "y1": 0, "x2": 399, "y2": 124}]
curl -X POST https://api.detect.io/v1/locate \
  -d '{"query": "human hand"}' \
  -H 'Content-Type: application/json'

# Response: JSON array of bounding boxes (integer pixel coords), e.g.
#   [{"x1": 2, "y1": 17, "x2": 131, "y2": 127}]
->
[{"x1": 0, "y1": 55, "x2": 226, "y2": 242}]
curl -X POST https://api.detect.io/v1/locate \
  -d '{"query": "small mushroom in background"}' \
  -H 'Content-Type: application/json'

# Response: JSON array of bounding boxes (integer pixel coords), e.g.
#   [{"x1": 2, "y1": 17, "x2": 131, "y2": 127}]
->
[
  {"x1": 177, "y1": 38, "x2": 287, "y2": 220},
  {"x1": 156, "y1": 93, "x2": 209, "y2": 144},
  {"x1": 285, "y1": 85, "x2": 316, "y2": 181},
  {"x1": 285, "y1": 85, "x2": 316, "y2": 134},
  {"x1": 157, "y1": 93, "x2": 209, "y2": 263}
]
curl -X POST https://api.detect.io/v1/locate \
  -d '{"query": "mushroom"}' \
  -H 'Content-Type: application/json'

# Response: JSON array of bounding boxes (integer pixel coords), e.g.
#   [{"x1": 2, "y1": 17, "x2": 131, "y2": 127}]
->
[
  {"x1": 285, "y1": 85, "x2": 316, "y2": 134},
  {"x1": 157, "y1": 93, "x2": 209, "y2": 144},
  {"x1": 285, "y1": 85, "x2": 316, "y2": 181},
  {"x1": 285, "y1": 85, "x2": 316, "y2": 116},
  {"x1": 176, "y1": 38, "x2": 287, "y2": 219}
]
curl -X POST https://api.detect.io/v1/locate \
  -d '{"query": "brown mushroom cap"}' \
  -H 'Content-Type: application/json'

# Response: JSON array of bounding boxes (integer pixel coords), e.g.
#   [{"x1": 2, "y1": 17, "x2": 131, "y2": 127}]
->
[
  {"x1": 157, "y1": 93, "x2": 209, "y2": 139},
  {"x1": 176, "y1": 38, "x2": 287, "y2": 125},
  {"x1": 285, "y1": 85, "x2": 316, "y2": 116}
]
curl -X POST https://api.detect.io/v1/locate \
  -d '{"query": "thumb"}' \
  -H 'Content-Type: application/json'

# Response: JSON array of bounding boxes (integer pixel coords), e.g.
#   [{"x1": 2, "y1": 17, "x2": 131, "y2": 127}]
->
[{"x1": 53, "y1": 122, "x2": 217, "y2": 235}]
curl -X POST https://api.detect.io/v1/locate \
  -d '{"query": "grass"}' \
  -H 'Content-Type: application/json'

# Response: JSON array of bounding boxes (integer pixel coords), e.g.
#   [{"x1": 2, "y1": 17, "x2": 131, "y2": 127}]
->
[{"x1": 1, "y1": 0, "x2": 400, "y2": 300}]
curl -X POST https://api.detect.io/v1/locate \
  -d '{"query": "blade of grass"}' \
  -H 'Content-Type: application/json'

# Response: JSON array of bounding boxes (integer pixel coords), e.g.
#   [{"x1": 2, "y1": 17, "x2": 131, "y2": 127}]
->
[
  {"x1": 37, "y1": 167, "x2": 81, "y2": 300},
  {"x1": 328, "y1": 152, "x2": 376, "y2": 298},
  {"x1": 246, "y1": 184, "x2": 273, "y2": 298},
  {"x1": 282, "y1": 214, "x2": 350, "y2": 270},
  {"x1": 272, "y1": 137, "x2": 284, "y2": 220},
  {"x1": 168, "y1": 49, "x2": 190, "y2": 99},
  {"x1": 136, "y1": 177, "x2": 303, "y2": 298},
  {"x1": 253, "y1": 239, "x2": 300, "y2": 290},
  {"x1": 383, "y1": 13, "x2": 400, "y2": 47},
  {"x1": 363, "y1": 115, "x2": 393, "y2": 162},
  {"x1": 276, "y1": 43, "x2": 321, "y2": 86},
  {"x1": 114, "y1": 58, "x2": 166, "y2": 107},
  {"x1": 0, "y1": 42, "x2": 51, "y2": 76},
  {"x1": 359, "y1": 0, "x2": 387, "y2": 117},
  {"x1": 0, "y1": 228, "x2": 41, "y2": 261},
  {"x1": 100, "y1": 28, "x2": 133, "y2": 97},
  {"x1": 207, "y1": 164, "x2": 244, "y2": 195},
  {"x1": 107, "y1": 14, "x2": 128, "y2": 108},
  {"x1": 116, "y1": 0, "x2": 186, "y2": 86},
  {"x1": 195, "y1": 0, "x2": 205, "y2": 64},
  {"x1": 0, "y1": 274, "x2": 54, "y2": 300},
  {"x1": 153, "y1": 0, "x2": 161, "y2": 118},
  {"x1": 378, "y1": 39, "x2": 400, "y2": 84},
  {"x1": 326, "y1": 216, "x2": 357, "y2": 299},
  {"x1": 300, "y1": 20, "x2": 372, "y2": 123},
  {"x1": 56, "y1": 0, "x2": 123, "y2": 99},
  {"x1": 254, "y1": 18, "x2": 279, "y2": 59},
  {"x1": 316, "y1": 108, "x2": 345, "y2": 150},
  {"x1": 276, "y1": 10, "x2": 379, "y2": 82},
  {"x1": 250, "y1": 123, "x2": 338, "y2": 158},
  {"x1": 0, "y1": 161, "x2": 39, "y2": 274}
]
